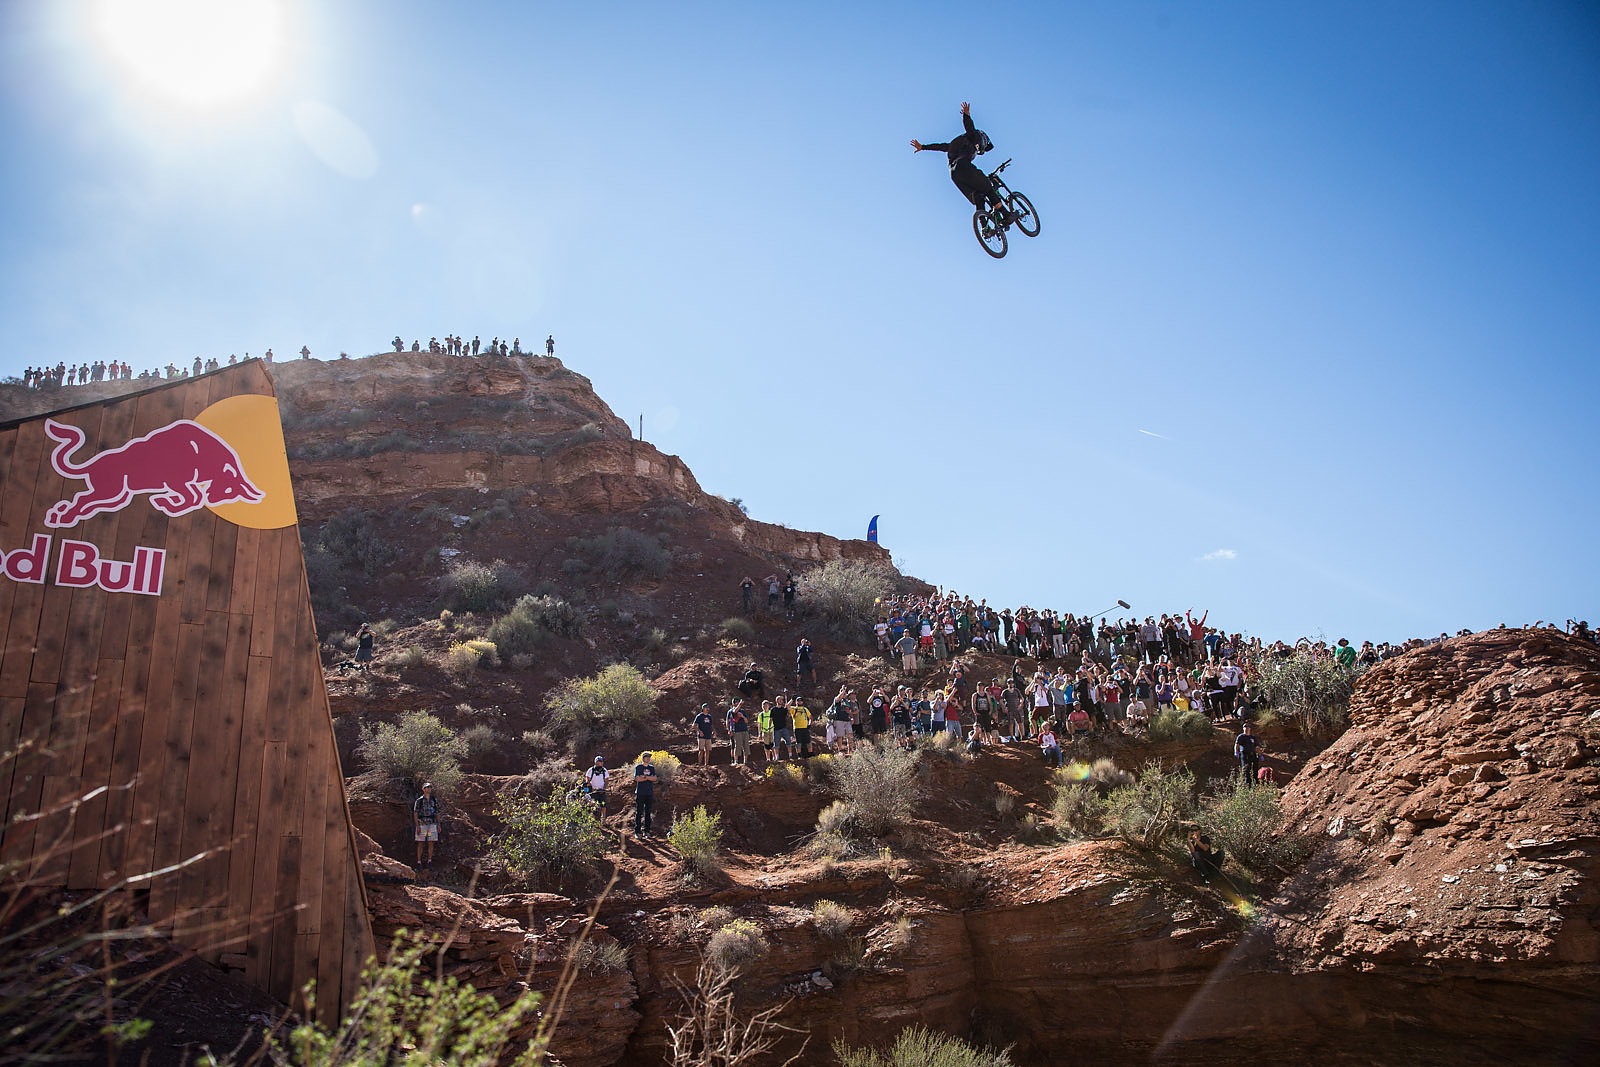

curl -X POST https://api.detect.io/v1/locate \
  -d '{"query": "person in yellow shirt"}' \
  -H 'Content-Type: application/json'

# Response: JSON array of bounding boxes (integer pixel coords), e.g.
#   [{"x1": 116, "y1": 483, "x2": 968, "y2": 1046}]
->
[
  {"x1": 791, "y1": 702, "x2": 813, "y2": 759},
  {"x1": 1173, "y1": 693, "x2": 1191, "y2": 713}
]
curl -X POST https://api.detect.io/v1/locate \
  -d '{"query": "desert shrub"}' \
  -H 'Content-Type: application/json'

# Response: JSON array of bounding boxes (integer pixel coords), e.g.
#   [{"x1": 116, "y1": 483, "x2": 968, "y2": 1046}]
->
[
  {"x1": 439, "y1": 558, "x2": 518, "y2": 613},
  {"x1": 544, "y1": 664, "x2": 658, "y2": 747},
  {"x1": 487, "y1": 594, "x2": 584, "y2": 656},
  {"x1": 1104, "y1": 763, "x2": 1196, "y2": 851},
  {"x1": 828, "y1": 740, "x2": 920, "y2": 837},
  {"x1": 270, "y1": 930, "x2": 547, "y2": 1066},
  {"x1": 765, "y1": 761, "x2": 809, "y2": 791},
  {"x1": 458, "y1": 724, "x2": 506, "y2": 767},
  {"x1": 1252, "y1": 650, "x2": 1365, "y2": 737},
  {"x1": 315, "y1": 508, "x2": 400, "y2": 577},
  {"x1": 834, "y1": 1025, "x2": 1014, "y2": 1067},
  {"x1": 1057, "y1": 758, "x2": 1133, "y2": 792},
  {"x1": 811, "y1": 899, "x2": 852, "y2": 940},
  {"x1": 521, "y1": 729, "x2": 558, "y2": 754},
  {"x1": 1051, "y1": 781, "x2": 1108, "y2": 839},
  {"x1": 444, "y1": 639, "x2": 500, "y2": 674},
  {"x1": 805, "y1": 800, "x2": 859, "y2": 859},
  {"x1": 697, "y1": 906, "x2": 734, "y2": 932},
  {"x1": 381, "y1": 644, "x2": 427, "y2": 669},
  {"x1": 519, "y1": 755, "x2": 578, "y2": 800},
  {"x1": 797, "y1": 559, "x2": 895, "y2": 643},
  {"x1": 667, "y1": 805, "x2": 723, "y2": 875},
  {"x1": 1196, "y1": 778, "x2": 1316, "y2": 878},
  {"x1": 1146, "y1": 708, "x2": 1214, "y2": 742},
  {"x1": 719, "y1": 616, "x2": 755, "y2": 642},
  {"x1": 568, "y1": 939, "x2": 629, "y2": 975},
  {"x1": 569, "y1": 422, "x2": 603, "y2": 445},
  {"x1": 704, "y1": 918, "x2": 767, "y2": 975},
  {"x1": 490, "y1": 789, "x2": 608, "y2": 884},
  {"x1": 356, "y1": 711, "x2": 465, "y2": 798},
  {"x1": 568, "y1": 527, "x2": 671, "y2": 582}
]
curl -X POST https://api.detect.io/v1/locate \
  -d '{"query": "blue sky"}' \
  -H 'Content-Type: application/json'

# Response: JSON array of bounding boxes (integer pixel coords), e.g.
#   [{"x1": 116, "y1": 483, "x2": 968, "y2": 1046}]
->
[{"x1": 2, "y1": 1, "x2": 1596, "y2": 643}]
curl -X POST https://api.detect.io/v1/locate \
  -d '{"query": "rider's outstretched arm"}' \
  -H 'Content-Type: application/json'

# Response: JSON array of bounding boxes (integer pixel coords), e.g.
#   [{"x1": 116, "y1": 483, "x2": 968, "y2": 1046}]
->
[{"x1": 915, "y1": 140, "x2": 950, "y2": 153}]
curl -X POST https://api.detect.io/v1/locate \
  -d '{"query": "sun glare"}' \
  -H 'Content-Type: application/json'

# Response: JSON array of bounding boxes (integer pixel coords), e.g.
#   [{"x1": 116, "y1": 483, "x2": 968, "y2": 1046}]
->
[{"x1": 93, "y1": 0, "x2": 286, "y2": 110}]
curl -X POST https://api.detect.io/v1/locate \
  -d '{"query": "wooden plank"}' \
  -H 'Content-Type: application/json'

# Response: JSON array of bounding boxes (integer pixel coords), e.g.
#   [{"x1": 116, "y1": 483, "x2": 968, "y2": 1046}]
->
[
  {"x1": 66, "y1": 658, "x2": 123, "y2": 890},
  {"x1": 0, "y1": 425, "x2": 29, "y2": 661},
  {"x1": 146, "y1": 618, "x2": 205, "y2": 931},
  {"x1": 224, "y1": 653, "x2": 271, "y2": 952},
  {"x1": 205, "y1": 521, "x2": 239, "y2": 615},
  {"x1": 267, "y1": 832, "x2": 303, "y2": 1002},
  {"x1": 176, "y1": 608, "x2": 237, "y2": 912},
  {"x1": 229, "y1": 527, "x2": 261, "y2": 615},
  {"x1": 121, "y1": 513, "x2": 189, "y2": 879},
  {"x1": 42, "y1": 556, "x2": 109, "y2": 780},
  {"x1": 1, "y1": 682, "x2": 60, "y2": 869},
  {"x1": 244, "y1": 739, "x2": 287, "y2": 988}
]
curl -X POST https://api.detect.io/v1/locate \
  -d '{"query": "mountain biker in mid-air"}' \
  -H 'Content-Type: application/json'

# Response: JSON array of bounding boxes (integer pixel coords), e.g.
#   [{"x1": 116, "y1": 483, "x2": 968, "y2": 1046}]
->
[{"x1": 911, "y1": 101, "x2": 1009, "y2": 224}]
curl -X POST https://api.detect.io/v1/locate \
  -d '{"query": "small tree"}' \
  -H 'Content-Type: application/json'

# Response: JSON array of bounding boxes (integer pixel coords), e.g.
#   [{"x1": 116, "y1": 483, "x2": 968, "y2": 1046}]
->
[
  {"x1": 544, "y1": 664, "x2": 658, "y2": 747},
  {"x1": 827, "y1": 740, "x2": 920, "y2": 837},
  {"x1": 1251, "y1": 650, "x2": 1366, "y2": 737},
  {"x1": 833, "y1": 1025, "x2": 1013, "y2": 1067},
  {"x1": 1103, "y1": 762, "x2": 1196, "y2": 851},
  {"x1": 797, "y1": 559, "x2": 895, "y2": 643},
  {"x1": 568, "y1": 527, "x2": 671, "y2": 582},
  {"x1": 356, "y1": 710, "x2": 465, "y2": 798},
  {"x1": 439, "y1": 558, "x2": 518, "y2": 612},
  {"x1": 487, "y1": 593, "x2": 583, "y2": 656},
  {"x1": 270, "y1": 931, "x2": 548, "y2": 1066},
  {"x1": 667, "y1": 805, "x2": 723, "y2": 876},
  {"x1": 1196, "y1": 778, "x2": 1315, "y2": 878},
  {"x1": 490, "y1": 789, "x2": 608, "y2": 884}
]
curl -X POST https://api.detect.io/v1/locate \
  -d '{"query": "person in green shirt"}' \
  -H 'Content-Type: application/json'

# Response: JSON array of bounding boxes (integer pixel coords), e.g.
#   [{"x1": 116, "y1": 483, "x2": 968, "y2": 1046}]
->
[{"x1": 1334, "y1": 638, "x2": 1357, "y2": 668}]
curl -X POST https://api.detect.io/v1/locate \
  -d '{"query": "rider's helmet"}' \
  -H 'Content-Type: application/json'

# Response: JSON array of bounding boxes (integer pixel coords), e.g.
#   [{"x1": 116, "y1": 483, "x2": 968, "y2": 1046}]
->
[{"x1": 972, "y1": 130, "x2": 993, "y2": 155}]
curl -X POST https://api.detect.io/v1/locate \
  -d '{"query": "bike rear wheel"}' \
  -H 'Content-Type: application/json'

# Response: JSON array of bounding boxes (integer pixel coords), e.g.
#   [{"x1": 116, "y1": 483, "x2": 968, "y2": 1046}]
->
[
  {"x1": 1009, "y1": 191, "x2": 1041, "y2": 237},
  {"x1": 973, "y1": 209, "x2": 1007, "y2": 258}
]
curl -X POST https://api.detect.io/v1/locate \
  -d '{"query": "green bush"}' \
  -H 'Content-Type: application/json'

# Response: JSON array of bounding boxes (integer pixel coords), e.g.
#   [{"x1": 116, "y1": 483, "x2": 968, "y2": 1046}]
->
[
  {"x1": 704, "y1": 918, "x2": 767, "y2": 975},
  {"x1": 315, "y1": 508, "x2": 400, "y2": 578},
  {"x1": 487, "y1": 593, "x2": 583, "y2": 656},
  {"x1": 439, "y1": 558, "x2": 518, "y2": 613},
  {"x1": 270, "y1": 931, "x2": 547, "y2": 1066},
  {"x1": 1251, "y1": 650, "x2": 1365, "y2": 737},
  {"x1": 834, "y1": 1025, "x2": 1014, "y2": 1067},
  {"x1": 1145, "y1": 708, "x2": 1214, "y2": 742},
  {"x1": 444, "y1": 638, "x2": 499, "y2": 674},
  {"x1": 667, "y1": 805, "x2": 723, "y2": 875},
  {"x1": 1197, "y1": 778, "x2": 1316, "y2": 878},
  {"x1": 718, "y1": 616, "x2": 755, "y2": 641},
  {"x1": 567, "y1": 527, "x2": 671, "y2": 582},
  {"x1": 797, "y1": 559, "x2": 895, "y2": 643},
  {"x1": 458, "y1": 724, "x2": 506, "y2": 767},
  {"x1": 543, "y1": 664, "x2": 658, "y2": 747},
  {"x1": 827, "y1": 740, "x2": 920, "y2": 837},
  {"x1": 811, "y1": 899, "x2": 853, "y2": 940},
  {"x1": 1104, "y1": 762, "x2": 1196, "y2": 851},
  {"x1": 490, "y1": 789, "x2": 608, "y2": 884},
  {"x1": 356, "y1": 711, "x2": 465, "y2": 798},
  {"x1": 1051, "y1": 780, "x2": 1108, "y2": 839},
  {"x1": 568, "y1": 938, "x2": 629, "y2": 975}
]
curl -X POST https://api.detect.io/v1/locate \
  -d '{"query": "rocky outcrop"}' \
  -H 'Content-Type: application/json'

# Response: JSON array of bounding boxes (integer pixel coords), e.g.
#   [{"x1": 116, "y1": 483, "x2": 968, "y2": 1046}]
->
[{"x1": 1177, "y1": 629, "x2": 1600, "y2": 1060}]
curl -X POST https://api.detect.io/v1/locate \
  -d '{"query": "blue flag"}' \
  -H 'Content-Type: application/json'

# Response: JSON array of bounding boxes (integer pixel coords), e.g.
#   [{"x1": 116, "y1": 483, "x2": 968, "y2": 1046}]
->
[{"x1": 867, "y1": 515, "x2": 879, "y2": 544}]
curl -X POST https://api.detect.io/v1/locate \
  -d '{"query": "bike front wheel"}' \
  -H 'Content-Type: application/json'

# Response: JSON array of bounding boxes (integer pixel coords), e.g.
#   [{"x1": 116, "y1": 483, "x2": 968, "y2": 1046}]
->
[
  {"x1": 1009, "y1": 191, "x2": 1041, "y2": 237},
  {"x1": 973, "y1": 209, "x2": 1007, "y2": 258}
]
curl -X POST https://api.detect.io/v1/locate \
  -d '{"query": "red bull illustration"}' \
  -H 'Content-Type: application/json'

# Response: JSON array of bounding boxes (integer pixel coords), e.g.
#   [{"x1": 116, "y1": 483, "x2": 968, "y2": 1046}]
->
[{"x1": 44, "y1": 417, "x2": 265, "y2": 528}]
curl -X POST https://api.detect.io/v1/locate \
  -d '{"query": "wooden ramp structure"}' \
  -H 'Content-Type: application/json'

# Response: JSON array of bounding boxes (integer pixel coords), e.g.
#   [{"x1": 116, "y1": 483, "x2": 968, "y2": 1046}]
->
[{"x1": 0, "y1": 361, "x2": 372, "y2": 1020}]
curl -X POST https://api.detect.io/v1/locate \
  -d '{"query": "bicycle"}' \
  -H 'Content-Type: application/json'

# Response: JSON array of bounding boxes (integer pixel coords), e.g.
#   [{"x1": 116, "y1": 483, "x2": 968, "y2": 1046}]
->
[{"x1": 972, "y1": 158, "x2": 1040, "y2": 259}]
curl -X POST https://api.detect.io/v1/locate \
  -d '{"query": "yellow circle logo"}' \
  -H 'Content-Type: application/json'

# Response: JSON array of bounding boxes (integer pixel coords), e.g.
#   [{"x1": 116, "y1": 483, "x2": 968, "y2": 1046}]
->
[{"x1": 195, "y1": 394, "x2": 298, "y2": 530}]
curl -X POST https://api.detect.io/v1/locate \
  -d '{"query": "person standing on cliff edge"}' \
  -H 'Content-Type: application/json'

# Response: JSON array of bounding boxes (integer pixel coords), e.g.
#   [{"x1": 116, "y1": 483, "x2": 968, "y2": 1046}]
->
[{"x1": 546, "y1": 334, "x2": 555, "y2": 356}]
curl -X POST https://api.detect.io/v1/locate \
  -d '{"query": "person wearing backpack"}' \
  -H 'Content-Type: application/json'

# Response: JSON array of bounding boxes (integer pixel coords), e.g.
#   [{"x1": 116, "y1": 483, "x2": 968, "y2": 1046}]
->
[
  {"x1": 412, "y1": 782, "x2": 442, "y2": 869},
  {"x1": 583, "y1": 757, "x2": 608, "y2": 818}
]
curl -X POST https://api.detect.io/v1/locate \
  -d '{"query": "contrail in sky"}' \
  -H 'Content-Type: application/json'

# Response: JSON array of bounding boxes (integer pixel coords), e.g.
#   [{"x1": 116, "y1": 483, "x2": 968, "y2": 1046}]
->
[{"x1": 1138, "y1": 429, "x2": 1167, "y2": 439}]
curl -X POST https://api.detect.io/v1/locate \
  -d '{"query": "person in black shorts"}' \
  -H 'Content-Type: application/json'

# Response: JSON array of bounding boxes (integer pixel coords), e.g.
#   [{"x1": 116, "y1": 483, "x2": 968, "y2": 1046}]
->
[
  {"x1": 911, "y1": 101, "x2": 1008, "y2": 222},
  {"x1": 633, "y1": 752, "x2": 657, "y2": 837}
]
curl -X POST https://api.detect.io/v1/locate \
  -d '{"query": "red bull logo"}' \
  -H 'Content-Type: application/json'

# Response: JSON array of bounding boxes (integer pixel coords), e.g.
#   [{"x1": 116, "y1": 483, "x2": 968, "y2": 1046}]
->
[
  {"x1": 44, "y1": 417, "x2": 264, "y2": 528},
  {"x1": 2, "y1": 394, "x2": 297, "y2": 600}
]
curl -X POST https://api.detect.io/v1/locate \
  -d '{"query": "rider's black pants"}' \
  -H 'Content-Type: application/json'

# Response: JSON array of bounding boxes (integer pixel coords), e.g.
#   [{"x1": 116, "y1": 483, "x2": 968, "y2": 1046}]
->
[{"x1": 951, "y1": 161, "x2": 999, "y2": 211}]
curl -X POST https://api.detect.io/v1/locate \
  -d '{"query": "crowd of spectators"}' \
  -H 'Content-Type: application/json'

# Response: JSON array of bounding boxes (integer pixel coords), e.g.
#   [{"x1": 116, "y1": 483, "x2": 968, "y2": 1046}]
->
[
  {"x1": 15, "y1": 330, "x2": 558, "y2": 391},
  {"x1": 392, "y1": 333, "x2": 555, "y2": 358},
  {"x1": 684, "y1": 585, "x2": 1595, "y2": 777},
  {"x1": 18, "y1": 349, "x2": 292, "y2": 389}
]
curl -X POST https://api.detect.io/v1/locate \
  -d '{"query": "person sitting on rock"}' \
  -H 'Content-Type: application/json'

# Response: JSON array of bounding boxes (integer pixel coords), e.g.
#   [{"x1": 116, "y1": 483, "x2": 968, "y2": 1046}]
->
[{"x1": 1039, "y1": 726, "x2": 1062, "y2": 768}]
